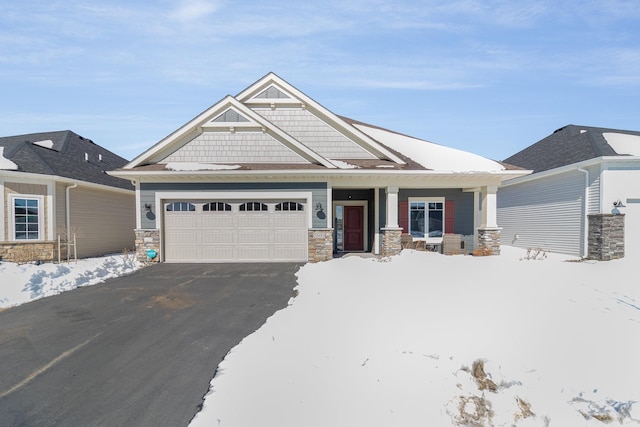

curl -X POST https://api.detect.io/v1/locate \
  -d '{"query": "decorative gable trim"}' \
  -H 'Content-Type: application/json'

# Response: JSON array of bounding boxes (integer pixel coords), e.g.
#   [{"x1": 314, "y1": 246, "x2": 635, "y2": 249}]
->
[
  {"x1": 126, "y1": 95, "x2": 337, "y2": 169},
  {"x1": 237, "y1": 73, "x2": 406, "y2": 165}
]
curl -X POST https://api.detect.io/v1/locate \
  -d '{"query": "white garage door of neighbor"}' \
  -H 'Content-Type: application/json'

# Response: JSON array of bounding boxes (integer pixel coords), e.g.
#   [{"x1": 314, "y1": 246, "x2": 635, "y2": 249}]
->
[
  {"x1": 625, "y1": 199, "x2": 640, "y2": 258},
  {"x1": 163, "y1": 200, "x2": 308, "y2": 262}
]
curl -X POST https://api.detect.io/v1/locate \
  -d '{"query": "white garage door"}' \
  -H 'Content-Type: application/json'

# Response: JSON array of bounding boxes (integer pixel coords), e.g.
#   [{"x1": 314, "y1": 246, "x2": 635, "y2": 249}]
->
[
  {"x1": 164, "y1": 200, "x2": 308, "y2": 262},
  {"x1": 625, "y1": 199, "x2": 640, "y2": 259}
]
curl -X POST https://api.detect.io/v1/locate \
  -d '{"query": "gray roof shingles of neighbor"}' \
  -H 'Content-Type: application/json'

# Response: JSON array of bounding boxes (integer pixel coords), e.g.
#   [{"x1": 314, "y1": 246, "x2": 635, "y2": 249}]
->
[
  {"x1": 0, "y1": 130, "x2": 133, "y2": 190},
  {"x1": 503, "y1": 124, "x2": 640, "y2": 174}
]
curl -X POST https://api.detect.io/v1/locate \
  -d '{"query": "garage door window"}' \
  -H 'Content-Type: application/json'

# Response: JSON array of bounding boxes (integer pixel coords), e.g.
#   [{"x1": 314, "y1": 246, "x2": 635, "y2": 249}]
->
[
  {"x1": 240, "y1": 202, "x2": 268, "y2": 212},
  {"x1": 166, "y1": 202, "x2": 195, "y2": 212},
  {"x1": 276, "y1": 202, "x2": 304, "y2": 211},
  {"x1": 203, "y1": 202, "x2": 231, "y2": 212}
]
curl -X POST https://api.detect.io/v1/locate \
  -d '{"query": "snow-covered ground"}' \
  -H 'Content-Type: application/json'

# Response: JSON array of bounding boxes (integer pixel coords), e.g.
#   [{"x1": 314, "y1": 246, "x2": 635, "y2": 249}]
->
[
  {"x1": 191, "y1": 247, "x2": 640, "y2": 426},
  {"x1": 1, "y1": 247, "x2": 638, "y2": 426},
  {"x1": 0, "y1": 254, "x2": 141, "y2": 309}
]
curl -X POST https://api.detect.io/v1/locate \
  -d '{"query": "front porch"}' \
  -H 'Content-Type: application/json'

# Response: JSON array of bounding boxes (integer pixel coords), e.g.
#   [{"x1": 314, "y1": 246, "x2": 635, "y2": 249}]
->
[{"x1": 313, "y1": 184, "x2": 501, "y2": 262}]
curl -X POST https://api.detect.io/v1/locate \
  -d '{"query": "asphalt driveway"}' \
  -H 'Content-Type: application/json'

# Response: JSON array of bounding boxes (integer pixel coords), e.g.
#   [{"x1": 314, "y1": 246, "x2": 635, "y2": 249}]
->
[{"x1": 0, "y1": 262, "x2": 300, "y2": 426}]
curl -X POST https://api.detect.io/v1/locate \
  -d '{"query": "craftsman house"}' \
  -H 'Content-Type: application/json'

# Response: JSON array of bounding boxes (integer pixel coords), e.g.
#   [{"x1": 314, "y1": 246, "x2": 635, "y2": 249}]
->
[
  {"x1": 111, "y1": 73, "x2": 529, "y2": 263},
  {"x1": 0, "y1": 131, "x2": 135, "y2": 262},
  {"x1": 498, "y1": 125, "x2": 640, "y2": 260}
]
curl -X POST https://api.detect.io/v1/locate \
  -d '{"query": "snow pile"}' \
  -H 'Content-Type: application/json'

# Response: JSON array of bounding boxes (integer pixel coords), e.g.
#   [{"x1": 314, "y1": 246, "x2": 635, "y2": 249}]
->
[
  {"x1": 603, "y1": 132, "x2": 640, "y2": 156},
  {"x1": 0, "y1": 146, "x2": 19, "y2": 170},
  {"x1": 0, "y1": 254, "x2": 141, "y2": 309},
  {"x1": 166, "y1": 162, "x2": 242, "y2": 171},
  {"x1": 355, "y1": 123, "x2": 505, "y2": 172},
  {"x1": 191, "y1": 247, "x2": 640, "y2": 427}
]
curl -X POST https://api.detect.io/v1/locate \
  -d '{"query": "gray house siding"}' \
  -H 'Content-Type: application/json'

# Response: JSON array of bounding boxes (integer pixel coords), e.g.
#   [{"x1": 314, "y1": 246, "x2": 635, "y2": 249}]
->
[
  {"x1": 498, "y1": 170, "x2": 586, "y2": 256},
  {"x1": 399, "y1": 189, "x2": 475, "y2": 235},
  {"x1": 586, "y1": 164, "x2": 601, "y2": 215},
  {"x1": 140, "y1": 182, "x2": 328, "y2": 229}
]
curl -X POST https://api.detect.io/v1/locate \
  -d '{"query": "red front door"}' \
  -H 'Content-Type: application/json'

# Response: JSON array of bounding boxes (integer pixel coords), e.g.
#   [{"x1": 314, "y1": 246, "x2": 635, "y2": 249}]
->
[{"x1": 344, "y1": 205, "x2": 364, "y2": 251}]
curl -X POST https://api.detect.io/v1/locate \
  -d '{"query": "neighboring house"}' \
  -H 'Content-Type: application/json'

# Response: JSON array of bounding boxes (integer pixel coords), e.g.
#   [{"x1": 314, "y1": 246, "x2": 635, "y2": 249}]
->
[
  {"x1": 498, "y1": 125, "x2": 640, "y2": 260},
  {"x1": 0, "y1": 131, "x2": 135, "y2": 262},
  {"x1": 110, "y1": 73, "x2": 528, "y2": 263}
]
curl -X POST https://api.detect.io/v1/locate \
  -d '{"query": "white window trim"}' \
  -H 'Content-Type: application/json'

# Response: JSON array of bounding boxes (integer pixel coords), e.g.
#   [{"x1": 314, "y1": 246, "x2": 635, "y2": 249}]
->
[
  {"x1": 9, "y1": 194, "x2": 45, "y2": 242},
  {"x1": 408, "y1": 197, "x2": 445, "y2": 243}
]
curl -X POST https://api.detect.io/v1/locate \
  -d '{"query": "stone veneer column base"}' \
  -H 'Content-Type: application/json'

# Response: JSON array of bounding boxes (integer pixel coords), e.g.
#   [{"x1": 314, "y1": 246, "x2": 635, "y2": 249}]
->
[
  {"x1": 381, "y1": 228, "x2": 402, "y2": 257},
  {"x1": 135, "y1": 229, "x2": 161, "y2": 263},
  {"x1": 308, "y1": 229, "x2": 333, "y2": 263},
  {"x1": 588, "y1": 214, "x2": 625, "y2": 261},
  {"x1": 477, "y1": 227, "x2": 501, "y2": 255}
]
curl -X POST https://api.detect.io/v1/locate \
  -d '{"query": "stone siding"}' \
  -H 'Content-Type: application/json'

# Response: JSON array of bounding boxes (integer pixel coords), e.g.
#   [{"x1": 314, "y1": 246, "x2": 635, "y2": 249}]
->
[
  {"x1": 381, "y1": 228, "x2": 402, "y2": 257},
  {"x1": 0, "y1": 241, "x2": 61, "y2": 263},
  {"x1": 308, "y1": 229, "x2": 333, "y2": 263},
  {"x1": 134, "y1": 229, "x2": 161, "y2": 263},
  {"x1": 588, "y1": 214, "x2": 625, "y2": 261},
  {"x1": 477, "y1": 227, "x2": 501, "y2": 255}
]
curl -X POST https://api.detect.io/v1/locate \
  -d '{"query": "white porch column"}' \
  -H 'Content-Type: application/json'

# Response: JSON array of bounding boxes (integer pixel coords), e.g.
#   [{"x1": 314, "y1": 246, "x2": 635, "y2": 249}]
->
[
  {"x1": 374, "y1": 187, "x2": 380, "y2": 255},
  {"x1": 480, "y1": 185, "x2": 498, "y2": 228},
  {"x1": 385, "y1": 186, "x2": 399, "y2": 228},
  {"x1": 381, "y1": 186, "x2": 402, "y2": 256}
]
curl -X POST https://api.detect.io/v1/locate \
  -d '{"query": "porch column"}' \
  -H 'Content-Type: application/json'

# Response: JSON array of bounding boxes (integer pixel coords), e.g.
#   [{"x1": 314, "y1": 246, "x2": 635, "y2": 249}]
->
[
  {"x1": 381, "y1": 186, "x2": 402, "y2": 256},
  {"x1": 385, "y1": 186, "x2": 399, "y2": 228},
  {"x1": 477, "y1": 185, "x2": 501, "y2": 255},
  {"x1": 373, "y1": 187, "x2": 380, "y2": 255},
  {"x1": 480, "y1": 185, "x2": 498, "y2": 228}
]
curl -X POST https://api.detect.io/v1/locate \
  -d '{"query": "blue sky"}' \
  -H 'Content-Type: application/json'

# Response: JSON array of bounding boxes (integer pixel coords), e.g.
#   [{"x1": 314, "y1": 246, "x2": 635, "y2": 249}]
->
[{"x1": 1, "y1": 0, "x2": 639, "y2": 161}]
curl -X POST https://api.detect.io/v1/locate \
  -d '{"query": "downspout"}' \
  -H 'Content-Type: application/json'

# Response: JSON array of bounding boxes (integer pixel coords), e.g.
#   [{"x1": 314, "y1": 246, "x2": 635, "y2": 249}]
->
[{"x1": 577, "y1": 167, "x2": 589, "y2": 257}]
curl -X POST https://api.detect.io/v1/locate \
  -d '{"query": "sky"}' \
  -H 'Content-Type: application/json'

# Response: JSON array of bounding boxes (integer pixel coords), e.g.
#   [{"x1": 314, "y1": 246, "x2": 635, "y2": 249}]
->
[{"x1": 1, "y1": 0, "x2": 639, "y2": 162}]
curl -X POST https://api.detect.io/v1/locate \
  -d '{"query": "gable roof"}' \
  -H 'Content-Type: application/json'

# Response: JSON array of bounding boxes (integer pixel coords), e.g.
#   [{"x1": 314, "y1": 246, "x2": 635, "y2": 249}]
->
[
  {"x1": 116, "y1": 73, "x2": 522, "y2": 180},
  {"x1": 0, "y1": 131, "x2": 133, "y2": 190},
  {"x1": 503, "y1": 125, "x2": 640, "y2": 173}
]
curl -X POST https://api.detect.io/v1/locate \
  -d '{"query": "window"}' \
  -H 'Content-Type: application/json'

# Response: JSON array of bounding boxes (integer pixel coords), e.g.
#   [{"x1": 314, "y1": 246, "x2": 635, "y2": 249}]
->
[
  {"x1": 203, "y1": 202, "x2": 231, "y2": 212},
  {"x1": 239, "y1": 202, "x2": 268, "y2": 212},
  {"x1": 409, "y1": 200, "x2": 444, "y2": 239},
  {"x1": 166, "y1": 202, "x2": 195, "y2": 212},
  {"x1": 275, "y1": 202, "x2": 303, "y2": 211},
  {"x1": 12, "y1": 197, "x2": 42, "y2": 240}
]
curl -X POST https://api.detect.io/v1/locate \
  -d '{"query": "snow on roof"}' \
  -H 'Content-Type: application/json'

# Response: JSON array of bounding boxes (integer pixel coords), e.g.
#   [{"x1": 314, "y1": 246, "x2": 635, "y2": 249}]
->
[
  {"x1": 0, "y1": 147, "x2": 19, "y2": 170},
  {"x1": 166, "y1": 162, "x2": 242, "y2": 171},
  {"x1": 329, "y1": 159, "x2": 359, "y2": 169},
  {"x1": 354, "y1": 124, "x2": 505, "y2": 172},
  {"x1": 603, "y1": 132, "x2": 640, "y2": 156},
  {"x1": 32, "y1": 139, "x2": 55, "y2": 149}
]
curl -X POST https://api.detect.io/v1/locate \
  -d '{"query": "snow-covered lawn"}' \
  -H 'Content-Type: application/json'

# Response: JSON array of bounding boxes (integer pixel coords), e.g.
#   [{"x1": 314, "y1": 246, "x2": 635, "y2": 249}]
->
[
  {"x1": 0, "y1": 254, "x2": 141, "y2": 309},
  {"x1": 191, "y1": 247, "x2": 640, "y2": 426},
  {"x1": 1, "y1": 247, "x2": 638, "y2": 425}
]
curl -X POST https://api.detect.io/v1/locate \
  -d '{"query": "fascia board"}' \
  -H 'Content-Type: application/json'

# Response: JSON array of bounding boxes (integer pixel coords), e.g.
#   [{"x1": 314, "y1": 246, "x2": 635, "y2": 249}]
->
[
  {"x1": 109, "y1": 168, "x2": 524, "y2": 183},
  {"x1": 499, "y1": 156, "x2": 640, "y2": 188},
  {"x1": 237, "y1": 74, "x2": 407, "y2": 165},
  {"x1": 0, "y1": 170, "x2": 134, "y2": 194}
]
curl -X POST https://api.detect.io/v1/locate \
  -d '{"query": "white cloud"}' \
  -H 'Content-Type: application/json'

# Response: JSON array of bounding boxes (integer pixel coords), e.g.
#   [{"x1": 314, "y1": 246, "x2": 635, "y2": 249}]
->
[{"x1": 169, "y1": 0, "x2": 221, "y2": 22}]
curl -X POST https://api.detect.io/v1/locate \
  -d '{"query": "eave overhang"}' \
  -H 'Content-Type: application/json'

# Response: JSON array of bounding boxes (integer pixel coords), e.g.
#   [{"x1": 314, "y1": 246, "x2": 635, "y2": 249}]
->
[{"x1": 108, "y1": 168, "x2": 530, "y2": 188}]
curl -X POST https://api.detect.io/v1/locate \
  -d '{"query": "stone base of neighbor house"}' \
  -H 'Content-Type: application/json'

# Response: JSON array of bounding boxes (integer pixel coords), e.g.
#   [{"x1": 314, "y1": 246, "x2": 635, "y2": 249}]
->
[
  {"x1": 0, "y1": 241, "x2": 66, "y2": 263},
  {"x1": 381, "y1": 228, "x2": 403, "y2": 257},
  {"x1": 477, "y1": 227, "x2": 501, "y2": 255},
  {"x1": 134, "y1": 229, "x2": 161, "y2": 263},
  {"x1": 588, "y1": 214, "x2": 625, "y2": 261},
  {"x1": 308, "y1": 229, "x2": 333, "y2": 263}
]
